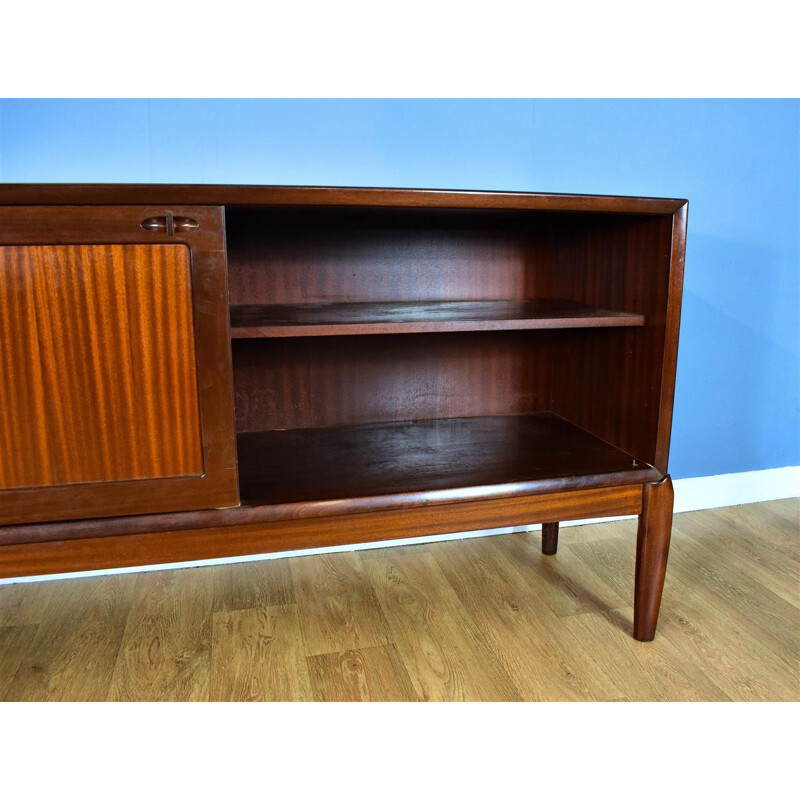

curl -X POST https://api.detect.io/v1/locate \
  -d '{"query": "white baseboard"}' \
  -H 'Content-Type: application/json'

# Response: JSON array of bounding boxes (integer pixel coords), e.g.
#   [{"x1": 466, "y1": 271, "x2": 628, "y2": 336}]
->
[
  {"x1": 672, "y1": 465, "x2": 799, "y2": 513},
  {"x1": 2, "y1": 466, "x2": 798, "y2": 585}
]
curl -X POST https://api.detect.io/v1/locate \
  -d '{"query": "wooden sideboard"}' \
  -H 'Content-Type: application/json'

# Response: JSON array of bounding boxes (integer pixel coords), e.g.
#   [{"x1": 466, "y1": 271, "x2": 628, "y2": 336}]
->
[{"x1": 0, "y1": 185, "x2": 687, "y2": 641}]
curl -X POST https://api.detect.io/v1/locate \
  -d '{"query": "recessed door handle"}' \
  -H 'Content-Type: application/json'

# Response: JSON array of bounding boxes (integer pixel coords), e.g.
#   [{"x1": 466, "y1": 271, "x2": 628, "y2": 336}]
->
[{"x1": 140, "y1": 211, "x2": 199, "y2": 235}]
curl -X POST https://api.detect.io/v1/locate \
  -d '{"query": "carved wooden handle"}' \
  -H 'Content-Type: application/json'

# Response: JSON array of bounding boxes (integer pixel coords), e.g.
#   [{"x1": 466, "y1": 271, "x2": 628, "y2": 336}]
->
[{"x1": 140, "y1": 211, "x2": 199, "y2": 235}]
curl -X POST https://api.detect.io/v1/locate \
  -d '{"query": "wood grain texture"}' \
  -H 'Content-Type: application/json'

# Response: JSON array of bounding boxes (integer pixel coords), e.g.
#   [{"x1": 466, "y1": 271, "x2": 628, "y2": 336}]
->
[
  {"x1": 682, "y1": 506, "x2": 799, "y2": 608},
  {"x1": 0, "y1": 624, "x2": 39, "y2": 700},
  {"x1": 211, "y1": 558, "x2": 295, "y2": 614},
  {"x1": 541, "y1": 213, "x2": 678, "y2": 469},
  {"x1": 0, "y1": 189, "x2": 686, "y2": 627},
  {"x1": 633, "y1": 476, "x2": 674, "y2": 641},
  {"x1": 500, "y1": 536, "x2": 628, "y2": 619},
  {"x1": 0, "y1": 485, "x2": 642, "y2": 579},
  {"x1": 570, "y1": 512, "x2": 799, "y2": 700},
  {"x1": 211, "y1": 604, "x2": 312, "y2": 701},
  {"x1": 232, "y1": 331, "x2": 554, "y2": 433},
  {"x1": 431, "y1": 535, "x2": 622, "y2": 701},
  {"x1": 658, "y1": 593, "x2": 796, "y2": 702},
  {"x1": 108, "y1": 568, "x2": 214, "y2": 701},
  {"x1": 0, "y1": 480, "x2": 640, "y2": 549},
  {"x1": 308, "y1": 644, "x2": 417, "y2": 701},
  {"x1": 0, "y1": 205, "x2": 239, "y2": 525},
  {"x1": 226, "y1": 206, "x2": 540, "y2": 306},
  {"x1": 289, "y1": 553, "x2": 391, "y2": 657},
  {"x1": 230, "y1": 299, "x2": 644, "y2": 338},
  {"x1": 0, "y1": 579, "x2": 56, "y2": 626},
  {"x1": 225, "y1": 202, "x2": 685, "y2": 479},
  {"x1": 0, "y1": 184, "x2": 687, "y2": 213},
  {"x1": 0, "y1": 244, "x2": 202, "y2": 489},
  {"x1": 571, "y1": 525, "x2": 798, "y2": 700},
  {"x1": 663, "y1": 516, "x2": 799, "y2": 664},
  {"x1": 362, "y1": 551, "x2": 522, "y2": 701},
  {"x1": 654, "y1": 202, "x2": 688, "y2": 471},
  {"x1": 0, "y1": 499, "x2": 795, "y2": 701},
  {"x1": 2, "y1": 574, "x2": 138, "y2": 701},
  {"x1": 237, "y1": 413, "x2": 656, "y2": 509},
  {"x1": 561, "y1": 607, "x2": 730, "y2": 702}
]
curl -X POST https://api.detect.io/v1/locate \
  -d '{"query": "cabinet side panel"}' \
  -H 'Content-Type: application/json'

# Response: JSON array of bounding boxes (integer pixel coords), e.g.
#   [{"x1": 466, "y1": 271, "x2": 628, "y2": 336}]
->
[
  {"x1": 0, "y1": 244, "x2": 203, "y2": 489},
  {"x1": 541, "y1": 215, "x2": 674, "y2": 466},
  {"x1": 654, "y1": 205, "x2": 687, "y2": 472}
]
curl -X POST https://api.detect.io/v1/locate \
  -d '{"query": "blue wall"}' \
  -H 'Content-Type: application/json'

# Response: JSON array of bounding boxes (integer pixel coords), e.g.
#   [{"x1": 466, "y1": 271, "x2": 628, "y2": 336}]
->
[{"x1": 1, "y1": 99, "x2": 797, "y2": 479}]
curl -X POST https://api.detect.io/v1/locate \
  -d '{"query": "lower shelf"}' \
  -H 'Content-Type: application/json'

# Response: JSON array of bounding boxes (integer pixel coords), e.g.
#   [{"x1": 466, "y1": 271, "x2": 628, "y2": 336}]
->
[
  {"x1": 237, "y1": 412, "x2": 659, "y2": 512},
  {"x1": 0, "y1": 412, "x2": 656, "y2": 554}
]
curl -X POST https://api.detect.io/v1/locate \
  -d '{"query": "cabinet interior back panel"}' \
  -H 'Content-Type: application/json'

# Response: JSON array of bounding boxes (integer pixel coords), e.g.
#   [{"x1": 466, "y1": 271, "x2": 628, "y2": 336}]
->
[
  {"x1": 0, "y1": 244, "x2": 203, "y2": 489},
  {"x1": 225, "y1": 207, "x2": 560, "y2": 304},
  {"x1": 232, "y1": 331, "x2": 553, "y2": 432}
]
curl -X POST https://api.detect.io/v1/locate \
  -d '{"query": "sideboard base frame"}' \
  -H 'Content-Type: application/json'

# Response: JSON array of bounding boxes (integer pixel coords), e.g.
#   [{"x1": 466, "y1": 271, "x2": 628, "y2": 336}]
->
[
  {"x1": 0, "y1": 481, "x2": 677, "y2": 642},
  {"x1": 0, "y1": 484, "x2": 639, "y2": 573}
]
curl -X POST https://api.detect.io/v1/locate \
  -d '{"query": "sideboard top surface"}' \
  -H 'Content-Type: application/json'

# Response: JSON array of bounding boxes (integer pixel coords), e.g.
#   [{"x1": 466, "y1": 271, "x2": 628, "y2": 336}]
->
[{"x1": 0, "y1": 184, "x2": 688, "y2": 214}]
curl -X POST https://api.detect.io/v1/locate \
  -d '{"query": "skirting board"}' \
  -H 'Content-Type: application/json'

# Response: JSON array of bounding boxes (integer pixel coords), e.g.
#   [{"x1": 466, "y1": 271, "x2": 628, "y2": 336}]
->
[{"x1": 2, "y1": 465, "x2": 798, "y2": 585}]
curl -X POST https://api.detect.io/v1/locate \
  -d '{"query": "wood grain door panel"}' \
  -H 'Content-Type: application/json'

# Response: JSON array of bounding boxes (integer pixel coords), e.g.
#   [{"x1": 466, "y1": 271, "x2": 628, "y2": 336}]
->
[
  {"x1": 0, "y1": 206, "x2": 239, "y2": 525},
  {"x1": 0, "y1": 243, "x2": 203, "y2": 488}
]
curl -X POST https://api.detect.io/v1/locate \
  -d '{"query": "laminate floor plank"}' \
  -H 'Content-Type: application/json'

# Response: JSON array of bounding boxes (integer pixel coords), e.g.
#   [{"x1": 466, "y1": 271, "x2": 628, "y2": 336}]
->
[
  {"x1": 4, "y1": 574, "x2": 138, "y2": 701},
  {"x1": 211, "y1": 604, "x2": 312, "y2": 701},
  {"x1": 0, "y1": 499, "x2": 796, "y2": 702},
  {"x1": 212, "y1": 558, "x2": 295, "y2": 614},
  {"x1": 568, "y1": 520, "x2": 639, "y2": 603},
  {"x1": 289, "y1": 553, "x2": 391, "y2": 657},
  {"x1": 0, "y1": 625, "x2": 39, "y2": 701},
  {"x1": 108, "y1": 568, "x2": 214, "y2": 701},
  {"x1": 717, "y1": 502, "x2": 799, "y2": 563},
  {"x1": 679, "y1": 513, "x2": 800, "y2": 609},
  {"x1": 693, "y1": 503, "x2": 800, "y2": 580},
  {"x1": 723, "y1": 498, "x2": 798, "y2": 537},
  {"x1": 431, "y1": 537, "x2": 622, "y2": 700},
  {"x1": 495, "y1": 532, "x2": 630, "y2": 618},
  {"x1": 575, "y1": 524, "x2": 799, "y2": 699},
  {"x1": 664, "y1": 563, "x2": 799, "y2": 692},
  {"x1": 0, "y1": 581, "x2": 56, "y2": 627},
  {"x1": 665, "y1": 532, "x2": 799, "y2": 664},
  {"x1": 561, "y1": 607, "x2": 732, "y2": 702},
  {"x1": 761, "y1": 498, "x2": 800, "y2": 536},
  {"x1": 579, "y1": 534, "x2": 799, "y2": 700},
  {"x1": 308, "y1": 644, "x2": 418, "y2": 702},
  {"x1": 659, "y1": 592, "x2": 799, "y2": 701},
  {"x1": 362, "y1": 552, "x2": 522, "y2": 701}
]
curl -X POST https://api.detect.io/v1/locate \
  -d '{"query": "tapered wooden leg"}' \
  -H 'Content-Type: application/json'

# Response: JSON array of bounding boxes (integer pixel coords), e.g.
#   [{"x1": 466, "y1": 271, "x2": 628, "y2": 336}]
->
[
  {"x1": 633, "y1": 475, "x2": 674, "y2": 641},
  {"x1": 541, "y1": 522, "x2": 559, "y2": 555}
]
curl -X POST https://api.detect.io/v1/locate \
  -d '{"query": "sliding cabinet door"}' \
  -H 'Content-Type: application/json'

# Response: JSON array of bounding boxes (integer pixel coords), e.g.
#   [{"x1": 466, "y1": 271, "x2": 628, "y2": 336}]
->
[{"x1": 0, "y1": 206, "x2": 238, "y2": 525}]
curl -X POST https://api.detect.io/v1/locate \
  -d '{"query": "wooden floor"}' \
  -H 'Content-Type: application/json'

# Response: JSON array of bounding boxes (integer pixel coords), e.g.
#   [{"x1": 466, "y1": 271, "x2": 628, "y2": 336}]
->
[{"x1": 0, "y1": 498, "x2": 797, "y2": 701}]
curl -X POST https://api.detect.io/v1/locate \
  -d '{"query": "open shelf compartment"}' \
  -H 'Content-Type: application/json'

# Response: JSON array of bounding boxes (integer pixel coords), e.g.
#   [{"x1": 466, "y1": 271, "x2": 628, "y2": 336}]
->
[
  {"x1": 229, "y1": 299, "x2": 645, "y2": 338},
  {"x1": 236, "y1": 412, "x2": 660, "y2": 514}
]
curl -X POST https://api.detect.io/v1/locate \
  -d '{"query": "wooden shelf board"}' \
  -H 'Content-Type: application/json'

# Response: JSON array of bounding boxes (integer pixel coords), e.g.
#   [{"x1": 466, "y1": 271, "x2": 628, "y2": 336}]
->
[
  {"x1": 236, "y1": 412, "x2": 659, "y2": 514},
  {"x1": 229, "y1": 300, "x2": 645, "y2": 338}
]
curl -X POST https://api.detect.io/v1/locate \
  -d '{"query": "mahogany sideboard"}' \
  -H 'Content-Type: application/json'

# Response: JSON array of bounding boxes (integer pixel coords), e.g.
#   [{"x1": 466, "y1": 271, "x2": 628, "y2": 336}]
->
[{"x1": 0, "y1": 185, "x2": 687, "y2": 641}]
